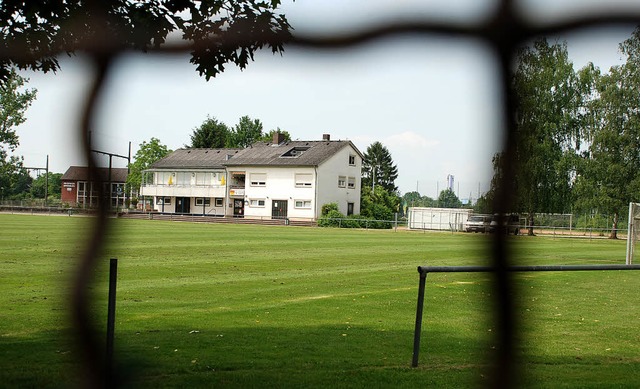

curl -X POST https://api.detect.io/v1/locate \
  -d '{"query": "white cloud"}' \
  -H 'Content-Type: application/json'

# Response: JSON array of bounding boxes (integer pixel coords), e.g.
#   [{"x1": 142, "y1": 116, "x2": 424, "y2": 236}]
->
[{"x1": 384, "y1": 131, "x2": 440, "y2": 149}]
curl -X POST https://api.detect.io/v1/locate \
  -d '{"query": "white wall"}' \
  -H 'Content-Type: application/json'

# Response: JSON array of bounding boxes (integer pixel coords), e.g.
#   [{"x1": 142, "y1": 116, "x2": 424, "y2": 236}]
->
[
  {"x1": 242, "y1": 166, "x2": 317, "y2": 220},
  {"x1": 408, "y1": 207, "x2": 471, "y2": 231},
  {"x1": 316, "y1": 145, "x2": 361, "y2": 217}
]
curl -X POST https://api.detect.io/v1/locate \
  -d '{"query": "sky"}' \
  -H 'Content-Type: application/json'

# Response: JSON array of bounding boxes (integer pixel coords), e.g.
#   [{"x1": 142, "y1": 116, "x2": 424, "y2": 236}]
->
[{"x1": 13, "y1": 0, "x2": 640, "y2": 201}]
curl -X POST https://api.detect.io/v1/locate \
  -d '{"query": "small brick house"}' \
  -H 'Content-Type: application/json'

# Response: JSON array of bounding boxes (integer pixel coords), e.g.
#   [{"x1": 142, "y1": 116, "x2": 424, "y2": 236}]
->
[{"x1": 61, "y1": 166, "x2": 128, "y2": 208}]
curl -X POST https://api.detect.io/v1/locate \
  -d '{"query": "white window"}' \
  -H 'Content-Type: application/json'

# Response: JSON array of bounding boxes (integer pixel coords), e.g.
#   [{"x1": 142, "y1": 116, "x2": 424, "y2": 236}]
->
[
  {"x1": 195, "y1": 172, "x2": 212, "y2": 186},
  {"x1": 347, "y1": 176, "x2": 355, "y2": 189},
  {"x1": 156, "y1": 172, "x2": 173, "y2": 185},
  {"x1": 295, "y1": 200, "x2": 312, "y2": 209},
  {"x1": 250, "y1": 173, "x2": 266, "y2": 187},
  {"x1": 176, "y1": 172, "x2": 190, "y2": 186},
  {"x1": 195, "y1": 198, "x2": 211, "y2": 206},
  {"x1": 250, "y1": 199, "x2": 266, "y2": 207},
  {"x1": 215, "y1": 198, "x2": 224, "y2": 207},
  {"x1": 349, "y1": 154, "x2": 356, "y2": 166},
  {"x1": 338, "y1": 176, "x2": 346, "y2": 188},
  {"x1": 157, "y1": 197, "x2": 171, "y2": 205},
  {"x1": 295, "y1": 173, "x2": 313, "y2": 188}
]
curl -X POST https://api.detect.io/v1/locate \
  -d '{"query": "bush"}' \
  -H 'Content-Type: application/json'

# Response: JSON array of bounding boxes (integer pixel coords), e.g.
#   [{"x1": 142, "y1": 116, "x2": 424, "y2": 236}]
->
[
  {"x1": 321, "y1": 203, "x2": 339, "y2": 217},
  {"x1": 318, "y1": 209, "x2": 345, "y2": 227}
]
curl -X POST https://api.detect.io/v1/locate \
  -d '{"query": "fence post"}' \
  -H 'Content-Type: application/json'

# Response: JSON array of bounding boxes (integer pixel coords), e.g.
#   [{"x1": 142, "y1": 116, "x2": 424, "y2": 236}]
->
[
  {"x1": 412, "y1": 269, "x2": 427, "y2": 367},
  {"x1": 106, "y1": 257, "x2": 118, "y2": 384}
]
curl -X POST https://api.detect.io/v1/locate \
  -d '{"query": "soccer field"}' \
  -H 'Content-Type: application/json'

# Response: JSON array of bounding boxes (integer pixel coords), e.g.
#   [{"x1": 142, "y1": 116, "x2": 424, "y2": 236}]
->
[{"x1": 1, "y1": 214, "x2": 638, "y2": 387}]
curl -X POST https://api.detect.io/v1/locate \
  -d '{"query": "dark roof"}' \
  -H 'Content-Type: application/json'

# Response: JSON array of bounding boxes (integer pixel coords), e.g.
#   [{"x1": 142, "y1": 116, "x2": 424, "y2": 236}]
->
[
  {"x1": 223, "y1": 140, "x2": 360, "y2": 167},
  {"x1": 148, "y1": 148, "x2": 242, "y2": 169},
  {"x1": 61, "y1": 166, "x2": 128, "y2": 182}
]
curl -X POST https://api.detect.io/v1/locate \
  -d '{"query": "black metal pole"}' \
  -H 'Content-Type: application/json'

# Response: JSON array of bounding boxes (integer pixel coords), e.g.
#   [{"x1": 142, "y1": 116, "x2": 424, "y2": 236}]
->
[
  {"x1": 106, "y1": 257, "x2": 118, "y2": 383},
  {"x1": 411, "y1": 269, "x2": 427, "y2": 368}
]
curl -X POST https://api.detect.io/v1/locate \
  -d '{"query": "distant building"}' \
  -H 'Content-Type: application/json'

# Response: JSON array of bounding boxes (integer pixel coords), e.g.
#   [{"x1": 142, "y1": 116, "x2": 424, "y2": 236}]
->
[
  {"x1": 447, "y1": 174, "x2": 455, "y2": 192},
  {"x1": 61, "y1": 166, "x2": 128, "y2": 208},
  {"x1": 139, "y1": 133, "x2": 363, "y2": 221},
  {"x1": 407, "y1": 207, "x2": 471, "y2": 232}
]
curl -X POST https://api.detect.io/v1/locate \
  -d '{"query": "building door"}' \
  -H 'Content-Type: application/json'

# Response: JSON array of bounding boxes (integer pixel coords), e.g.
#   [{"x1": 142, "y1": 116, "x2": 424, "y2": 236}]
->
[
  {"x1": 271, "y1": 200, "x2": 288, "y2": 219},
  {"x1": 176, "y1": 197, "x2": 191, "y2": 214},
  {"x1": 233, "y1": 199, "x2": 244, "y2": 217}
]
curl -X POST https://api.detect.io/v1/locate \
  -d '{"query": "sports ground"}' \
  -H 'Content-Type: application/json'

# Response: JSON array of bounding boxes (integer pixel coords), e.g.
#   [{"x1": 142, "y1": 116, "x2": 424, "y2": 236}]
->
[{"x1": 1, "y1": 214, "x2": 639, "y2": 387}]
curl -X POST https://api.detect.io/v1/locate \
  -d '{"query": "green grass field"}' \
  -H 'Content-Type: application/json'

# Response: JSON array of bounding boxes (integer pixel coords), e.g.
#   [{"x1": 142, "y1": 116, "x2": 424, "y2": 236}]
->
[{"x1": 1, "y1": 214, "x2": 639, "y2": 387}]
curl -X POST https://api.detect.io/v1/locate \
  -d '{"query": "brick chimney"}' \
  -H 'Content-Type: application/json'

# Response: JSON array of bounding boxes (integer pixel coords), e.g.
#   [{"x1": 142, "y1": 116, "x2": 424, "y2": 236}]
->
[
  {"x1": 322, "y1": 134, "x2": 331, "y2": 141},
  {"x1": 273, "y1": 131, "x2": 285, "y2": 144}
]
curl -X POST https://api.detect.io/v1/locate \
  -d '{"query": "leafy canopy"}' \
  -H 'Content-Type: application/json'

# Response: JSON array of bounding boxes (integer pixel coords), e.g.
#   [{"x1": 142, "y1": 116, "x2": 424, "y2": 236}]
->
[
  {"x1": 0, "y1": 0, "x2": 293, "y2": 81},
  {"x1": 127, "y1": 137, "x2": 171, "y2": 191},
  {"x1": 0, "y1": 68, "x2": 37, "y2": 198}
]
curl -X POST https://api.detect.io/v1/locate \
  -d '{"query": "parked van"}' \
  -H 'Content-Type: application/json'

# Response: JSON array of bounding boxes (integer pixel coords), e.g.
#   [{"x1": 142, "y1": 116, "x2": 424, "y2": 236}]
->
[{"x1": 465, "y1": 215, "x2": 490, "y2": 233}]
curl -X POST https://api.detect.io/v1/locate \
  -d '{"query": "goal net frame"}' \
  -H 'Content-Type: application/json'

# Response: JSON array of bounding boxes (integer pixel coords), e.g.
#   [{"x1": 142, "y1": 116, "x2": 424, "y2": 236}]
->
[{"x1": 626, "y1": 202, "x2": 640, "y2": 265}]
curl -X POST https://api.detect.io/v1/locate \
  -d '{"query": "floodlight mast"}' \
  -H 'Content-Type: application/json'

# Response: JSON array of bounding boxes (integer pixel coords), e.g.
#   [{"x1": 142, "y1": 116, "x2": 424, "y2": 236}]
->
[
  {"x1": 24, "y1": 155, "x2": 49, "y2": 206},
  {"x1": 90, "y1": 143, "x2": 131, "y2": 209}
]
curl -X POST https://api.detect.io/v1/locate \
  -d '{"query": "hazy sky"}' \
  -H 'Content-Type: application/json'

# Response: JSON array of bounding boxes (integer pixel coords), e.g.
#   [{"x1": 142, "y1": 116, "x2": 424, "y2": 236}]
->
[{"x1": 13, "y1": 1, "x2": 640, "y2": 200}]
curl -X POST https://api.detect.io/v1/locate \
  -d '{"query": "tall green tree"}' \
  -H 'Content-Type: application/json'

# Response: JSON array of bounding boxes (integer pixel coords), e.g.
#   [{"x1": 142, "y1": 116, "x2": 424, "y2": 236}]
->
[
  {"x1": 0, "y1": 1, "x2": 292, "y2": 82},
  {"x1": 127, "y1": 138, "x2": 171, "y2": 193},
  {"x1": 511, "y1": 38, "x2": 583, "y2": 235},
  {"x1": 229, "y1": 115, "x2": 264, "y2": 148},
  {"x1": 0, "y1": 68, "x2": 37, "y2": 200},
  {"x1": 362, "y1": 141, "x2": 398, "y2": 193},
  {"x1": 188, "y1": 116, "x2": 230, "y2": 148},
  {"x1": 573, "y1": 28, "x2": 640, "y2": 238},
  {"x1": 437, "y1": 188, "x2": 462, "y2": 208}
]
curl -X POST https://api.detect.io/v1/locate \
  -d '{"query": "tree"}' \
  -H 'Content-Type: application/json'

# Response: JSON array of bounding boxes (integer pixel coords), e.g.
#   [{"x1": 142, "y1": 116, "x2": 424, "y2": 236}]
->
[
  {"x1": 437, "y1": 188, "x2": 462, "y2": 208},
  {"x1": 402, "y1": 191, "x2": 436, "y2": 208},
  {"x1": 361, "y1": 185, "x2": 401, "y2": 227},
  {"x1": 0, "y1": 68, "x2": 37, "y2": 199},
  {"x1": 30, "y1": 172, "x2": 62, "y2": 200},
  {"x1": 259, "y1": 128, "x2": 291, "y2": 143},
  {"x1": 188, "y1": 116, "x2": 230, "y2": 148},
  {"x1": 511, "y1": 38, "x2": 583, "y2": 235},
  {"x1": 362, "y1": 141, "x2": 398, "y2": 193},
  {"x1": 229, "y1": 115, "x2": 264, "y2": 148},
  {"x1": 127, "y1": 138, "x2": 171, "y2": 194},
  {"x1": 0, "y1": 1, "x2": 292, "y2": 82},
  {"x1": 573, "y1": 28, "x2": 640, "y2": 238}
]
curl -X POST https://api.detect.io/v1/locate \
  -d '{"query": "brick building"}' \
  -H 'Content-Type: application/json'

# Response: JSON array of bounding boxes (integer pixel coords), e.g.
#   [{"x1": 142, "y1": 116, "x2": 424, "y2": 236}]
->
[{"x1": 61, "y1": 166, "x2": 128, "y2": 208}]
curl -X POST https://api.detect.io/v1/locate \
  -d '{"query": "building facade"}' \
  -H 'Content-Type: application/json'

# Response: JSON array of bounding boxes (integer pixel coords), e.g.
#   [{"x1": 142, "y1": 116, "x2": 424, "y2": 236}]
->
[
  {"x1": 139, "y1": 134, "x2": 362, "y2": 221},
  {"x1": 61, "y1": 166, "x2": 128, "y2": 208}
]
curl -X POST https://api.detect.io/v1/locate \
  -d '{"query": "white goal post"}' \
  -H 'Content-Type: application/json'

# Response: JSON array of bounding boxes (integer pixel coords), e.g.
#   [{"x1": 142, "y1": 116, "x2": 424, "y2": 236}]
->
[{"x1": 626, "y1": 202, "x2": 640, "y2": 265}]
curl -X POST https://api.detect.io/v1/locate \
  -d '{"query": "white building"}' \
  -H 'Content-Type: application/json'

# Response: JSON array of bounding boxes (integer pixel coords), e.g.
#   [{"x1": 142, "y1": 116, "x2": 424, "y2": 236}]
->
[
  {"x1": 139, "y1": 134, "x2": 362, "y2": 221},
  {"x1": 407, "y1": 207, "x2": 471, "y2": 231}
]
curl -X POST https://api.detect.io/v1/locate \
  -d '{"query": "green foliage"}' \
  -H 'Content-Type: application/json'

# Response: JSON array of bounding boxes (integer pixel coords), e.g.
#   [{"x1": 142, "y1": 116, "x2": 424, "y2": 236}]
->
[
  {"x1": 188, "y1": 116, "x2": 230, "y2": 148},
  {"x1": 402, "y1": 191, "x2": 436, "y2": 208},
  {"x1": 259, "y1": 128, "x2": 291, "y2": 143},
  {"x1": 29, "y1": 172, "x2": 62, "y2": 200},
  {"x1": 127, "y1": 138, "x2": 171, "y2": 192},
  {"x1": 317, "y1": 209, "x2": 345, "y2": 227},
  {"x1": 0, "y1": 69, "x2": 36, "y2": 198},
  {"x1": 321, "y1": 202, "x2": 339, "y2": 216},
  {"x1": 362, "y1": 141, "x2": 398, "y2": 193},
  {"x1": 437, "y1": 188, "x2": 462, "y2": 208},
  {"x1": 0, "y1": 1, "x2": 292, "y2": 82},
  {"x1": 512, "y1": 38, "x2": 580, "y2": 217},
  {"x1": 361, "y1": 186, "x2": 399, "y2": 216},
  {"x1": 229, "y1": 115, "x2": 264, "y2": 148},
  {"x1": 188, "y1": 116, "x2": 290, "y2": 149}
]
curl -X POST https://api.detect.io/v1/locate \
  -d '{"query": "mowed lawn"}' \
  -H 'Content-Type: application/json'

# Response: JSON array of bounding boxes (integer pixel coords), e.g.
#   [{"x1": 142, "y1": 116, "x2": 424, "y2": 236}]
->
[{"x1": 1, "y1": 214, "x2": 639, "y2": 387}]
